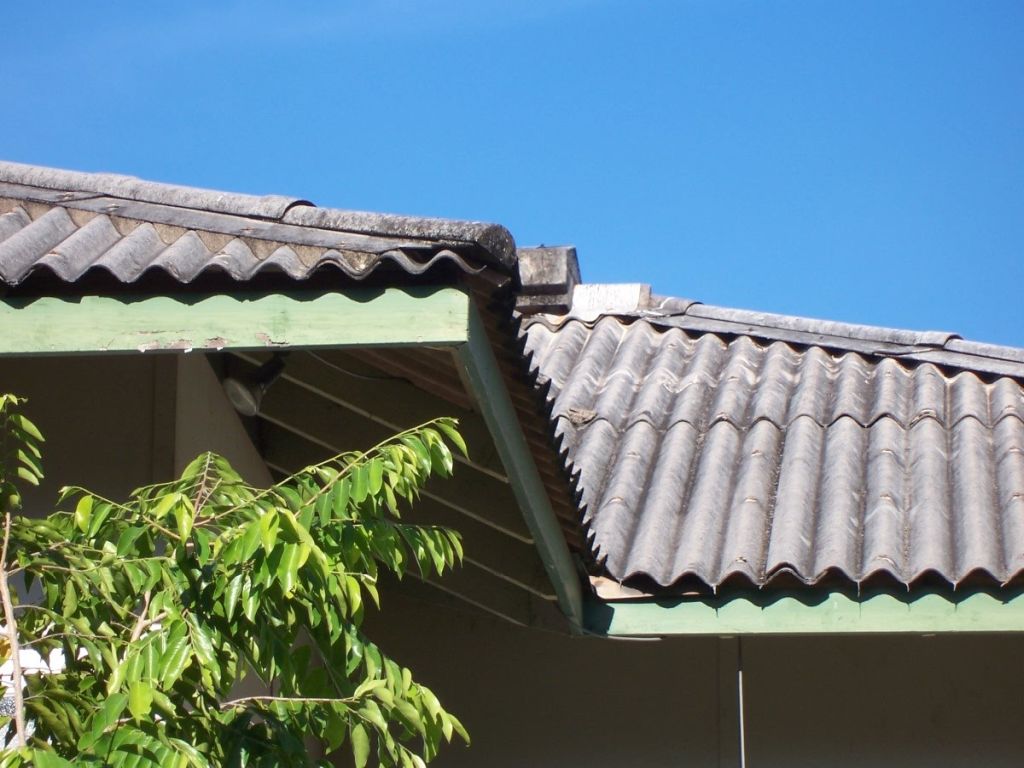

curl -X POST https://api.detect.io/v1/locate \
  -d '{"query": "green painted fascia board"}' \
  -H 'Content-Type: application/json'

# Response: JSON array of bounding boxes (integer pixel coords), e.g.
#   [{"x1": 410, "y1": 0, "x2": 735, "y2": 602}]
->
[
  {"x1": 586, "y1": 588, "x2": 1024, "y2": 637},
  {"x1": 1, "y1": 285, "x2": 583, "y2": 630},
  {"x1": 455, "y1": 302, "x2": 584, "y2": 632},
  {"x1": 0, "y1": 287, "x2": 470, "y2": 355}
]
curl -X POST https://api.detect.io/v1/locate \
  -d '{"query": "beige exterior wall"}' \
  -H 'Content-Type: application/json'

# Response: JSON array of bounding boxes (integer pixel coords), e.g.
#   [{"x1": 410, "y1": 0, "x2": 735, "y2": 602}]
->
[
  {"x1": 368, "y1": 590, "x2": 1024, "y2": 767},
  {"x1": 1, "y1": 354, "x2": 167, "y2": 510},
  {"x1": 0, "y1": 353, "x2": 270, "y2": 514}
]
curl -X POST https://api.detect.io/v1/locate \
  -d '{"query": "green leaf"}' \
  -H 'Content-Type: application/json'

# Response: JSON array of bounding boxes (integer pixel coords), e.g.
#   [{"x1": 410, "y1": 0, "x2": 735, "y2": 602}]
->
[
  {"x1": 17, "y1": 448, "x2": 43, "y2": 478},
  {"x1": 325, "y1": 707, "x2": 349, "y2": 753},
  {"x1": 151, "y1": 490, "x2": 180, "y2": 522},
  {"x1": 116, "y1": 525, "x2": 147, "y2": 556},
  {"x1": 61, "y1": 580, "x2": 78, "y2": 617},
  {"x1": 368, "y1": 459, "x2": 384, "y2": 495},
  {"x1": 351, "y1": 465, "x2": 369, "y2": 504},
  {"x1": 332, "y1": 477, "x2": 352, "y2": 517},
  {"x1": 161, "y1": 626, "x2": 192, "y2": 688},
  {"x1": 10, "y1": 412, "x2": 44, "y2": 442},
  {"x1": 74, "y1": 495, "x2": 93, "y2": 533},
  {"x1": 260, "y1": 509, "x2": 279, "y2": 552},
  {"x1": 435, "y1": 419, "x2": 468, "y2": 458},
  {"x1": 351, "y1": 723, "x2": 370, "y2": 768},
  {"x1": 29, "y1": 751, "x2": 74, "y2": 768},
  {"x1": 174, "y1": 497, "x2": 195, "y2": 540},
  {"x1": 79, "y1": 692, "x2": 128, "y2": 750},
  {"x1": 128, "y1": 681, "x2": 154, "y2": 721},
  {"x1": 401, "y1": 436, "x2": 431, "y2": 474},
  {"x1": 168, "y1": 738, "x2": 210, "y2": 768},
  {"x1": 0, "y1": 406, "x2": 470, "y2": 766},
  {"x1": 224, "y1": 572, "x2": 244, "y2": 622},
  {"x1": 185, "y1": 614, "x2": 218, "y2": 682}
]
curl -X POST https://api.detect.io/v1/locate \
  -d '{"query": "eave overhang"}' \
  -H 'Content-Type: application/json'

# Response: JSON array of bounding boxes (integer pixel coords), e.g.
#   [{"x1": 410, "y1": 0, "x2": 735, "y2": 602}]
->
[
  {"x1": 0, "y1": 285, "x2": 585, "y2": 631},
  {"x1": 585, "y1": 588, "x2": 1024, "y2": 637}
]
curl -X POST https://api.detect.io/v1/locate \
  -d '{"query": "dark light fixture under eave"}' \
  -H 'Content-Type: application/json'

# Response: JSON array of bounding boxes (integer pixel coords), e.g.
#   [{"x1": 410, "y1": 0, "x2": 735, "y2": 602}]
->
[{"x1": 223, "y1": 353, "x2": 288, "y2": 417}]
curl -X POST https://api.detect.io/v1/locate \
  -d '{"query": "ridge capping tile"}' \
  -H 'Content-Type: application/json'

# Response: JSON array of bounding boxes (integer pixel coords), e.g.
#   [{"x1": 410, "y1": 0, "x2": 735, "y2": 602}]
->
[
  {"x1": 0, "y1": 161, "x2": 518, "y2": 272},
  {"x1": 0, "y1": 160, "x2": 303, "y2": 221}
]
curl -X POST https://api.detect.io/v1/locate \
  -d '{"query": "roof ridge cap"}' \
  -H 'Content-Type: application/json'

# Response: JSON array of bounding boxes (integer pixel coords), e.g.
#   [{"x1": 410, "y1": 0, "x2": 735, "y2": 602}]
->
[
  {"x1": 529, "y1": 284, "x2": 1024, "y2": 375},
  {"x1": 0, "y1": 160, "x2": 306, "y2": 221},
  {"x1": 0, "y1": 161, "x2": 518, "y2": 270}
]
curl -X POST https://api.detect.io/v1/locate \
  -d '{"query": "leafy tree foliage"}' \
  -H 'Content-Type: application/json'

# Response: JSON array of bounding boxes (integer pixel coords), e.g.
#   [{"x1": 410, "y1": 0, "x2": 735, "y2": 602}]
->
[{"x1": 0, "y1": 393, "x2": 469, "y2": 767}]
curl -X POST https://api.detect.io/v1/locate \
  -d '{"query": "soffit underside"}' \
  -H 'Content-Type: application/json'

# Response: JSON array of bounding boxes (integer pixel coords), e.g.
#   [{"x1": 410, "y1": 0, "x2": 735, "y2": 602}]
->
[{"x1": 223, "y1": 347, "x2": 573, "y2": 630}]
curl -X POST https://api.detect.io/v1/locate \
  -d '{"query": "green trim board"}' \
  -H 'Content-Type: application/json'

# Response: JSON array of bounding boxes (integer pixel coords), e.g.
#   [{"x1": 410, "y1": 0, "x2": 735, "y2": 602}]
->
[
  {"x1": 586, "y1": 588, "x2": 1024, "y2": 637},
  {"x1": 455, "y1": 302, "x2": 584, "y2": 632},
  {"x1": 0, "y1": 285, "x2": 584, "y2": 629},
  {"x1": 0, "y1": 287, "x2": 470, "y2": 355}
]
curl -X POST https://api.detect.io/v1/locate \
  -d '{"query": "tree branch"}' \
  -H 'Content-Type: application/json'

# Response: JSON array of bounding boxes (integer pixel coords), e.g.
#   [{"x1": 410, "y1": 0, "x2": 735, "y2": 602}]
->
[
  {"x1": 219, "y1": 694, "x2": 357, "y2": 711},
  {"x1": 0, "y1": 510, "x2": 27, "y2": 748}
]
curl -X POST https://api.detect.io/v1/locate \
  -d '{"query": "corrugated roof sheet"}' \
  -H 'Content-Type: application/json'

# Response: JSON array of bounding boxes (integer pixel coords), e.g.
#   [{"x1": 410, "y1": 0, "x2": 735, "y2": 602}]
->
[
  {"x1": 0, "y1": 161, "x2": 516, "y2": 286},
  {"x1": 0, "y1": 161, "x2": 585, "y2": 561},
  {"x1": 524, "y1": 287, "x2": 1024, "y2": 593}
]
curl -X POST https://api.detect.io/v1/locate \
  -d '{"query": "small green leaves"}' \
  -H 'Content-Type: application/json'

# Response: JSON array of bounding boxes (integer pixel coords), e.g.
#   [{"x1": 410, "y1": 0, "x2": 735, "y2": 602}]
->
[
  {"x1": 435, "y1": 418, "x2": 468, "y2": 458},
  {"x1": 1, "y1": 407, "x2": 469, "y2": 767},
  {"x1": 79, "y1": 692, "x2": 128, "y2": 750}
]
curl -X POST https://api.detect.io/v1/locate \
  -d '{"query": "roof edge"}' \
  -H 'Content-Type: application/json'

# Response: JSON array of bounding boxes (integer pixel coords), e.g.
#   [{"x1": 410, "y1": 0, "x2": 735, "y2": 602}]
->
[
  {"x1": 283, "y1": 206, "x2": 517, "y2": 270},
  {"x1": 519, "y1": 279, "x2": 1024, "y2": 380},
  {"x1": 0, "y1": 160, "x2": 518, "y2": 271},
  {"x1": 0, "y1": 160, "x2": 305, "y2": 221}
]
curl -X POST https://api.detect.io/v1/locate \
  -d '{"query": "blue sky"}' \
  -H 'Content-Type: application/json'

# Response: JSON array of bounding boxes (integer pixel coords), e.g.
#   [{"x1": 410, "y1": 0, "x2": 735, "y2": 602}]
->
[{"x1": 3, "y1": 1, "x2": 1022, "y2": 345}]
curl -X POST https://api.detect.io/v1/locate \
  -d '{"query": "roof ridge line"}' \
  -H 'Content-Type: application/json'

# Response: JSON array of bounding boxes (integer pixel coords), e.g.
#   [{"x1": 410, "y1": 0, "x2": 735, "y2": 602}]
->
[
  {"x1": 0, "y1": 160, "x2": 518, "y2": 270},
  {"x1": 523, "y1": 293, "x2": 1024, "y2": 379},
  {"x1": 0, "y1": 160, "x2": 305, "y2": 222}
]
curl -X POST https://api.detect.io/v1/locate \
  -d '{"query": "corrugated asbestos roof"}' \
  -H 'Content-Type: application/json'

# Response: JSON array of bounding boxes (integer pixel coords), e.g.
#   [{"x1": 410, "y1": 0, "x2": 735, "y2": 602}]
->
[
  {"x1": 524, "y1": 283, "x2": 1024, "y2": 593},
  {"x1": 0, "y1": 161, "x2": 516, "y2": 285},
  {"x1": 0, "y1": 161, "x2": 584, "y2": 560},
  {"x1": 7, "y1": 161, "x2": 1024, "y2": 600}
]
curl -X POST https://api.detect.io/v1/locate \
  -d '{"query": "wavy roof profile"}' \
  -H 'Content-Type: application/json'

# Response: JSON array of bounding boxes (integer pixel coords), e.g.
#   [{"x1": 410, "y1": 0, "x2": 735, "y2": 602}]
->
[
  {"x1": 3, "y1": 162, "x2": 1023, "y2": 599},
  {"x1": 0, "y1": 161, "x2": 517, "y2": 286},
  {"x1": 0, "y1": 162, "x2": 589, "y2": 565},
  {"x1": 521, "y1": 277, "x2": 1024, "y2": 594}
]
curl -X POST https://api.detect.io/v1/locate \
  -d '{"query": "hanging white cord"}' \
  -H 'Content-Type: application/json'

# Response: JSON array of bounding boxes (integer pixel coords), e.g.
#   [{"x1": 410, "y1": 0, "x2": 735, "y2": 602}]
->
[{"x1": 737, "y1": 637, "x2": 748, "y2": 768}]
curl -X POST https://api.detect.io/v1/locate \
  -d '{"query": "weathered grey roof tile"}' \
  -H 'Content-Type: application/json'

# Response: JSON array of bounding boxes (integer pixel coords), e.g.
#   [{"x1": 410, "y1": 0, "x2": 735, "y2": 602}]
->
[
  {"x1": 91, "y1": 223, "x2": 167, "y2": 280},
  {"x1": 0, "y1": 206, "x2": 77, "y2": 283},
  {"x1": 524, "y1": 312, "x2": 1024, "y2": 591},
  {"x1": 149, "y1": 230, "x2": 211, "y2": 281},
  {"x1": 37, "y1": 213, "x2": 122, "y2": 280},
  {"x1": 0, "y1": 162, "x2": 513, "y2": 287},
  {"x1": 0, "y1": 206, "x2": 31, "y2": 243}
]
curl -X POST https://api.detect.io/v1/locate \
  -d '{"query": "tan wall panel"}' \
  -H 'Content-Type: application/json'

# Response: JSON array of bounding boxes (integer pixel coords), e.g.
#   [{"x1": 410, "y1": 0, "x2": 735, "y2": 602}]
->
[
  {"x1": 0, "y1": 355, "x2": 163, "y2": 513},
  {"x1": 364, "y1": 590, "x2": 720, "y2": 768},
  {"x1": 743, "y1": 635, "x2": 1024, "y2": 768}
]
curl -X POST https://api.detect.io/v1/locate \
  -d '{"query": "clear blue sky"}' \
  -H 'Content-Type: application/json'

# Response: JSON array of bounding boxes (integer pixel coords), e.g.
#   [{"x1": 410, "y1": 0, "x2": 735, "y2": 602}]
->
[{"x1": 3, "y1": 1, "x2": 1022, "y2": 345}]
